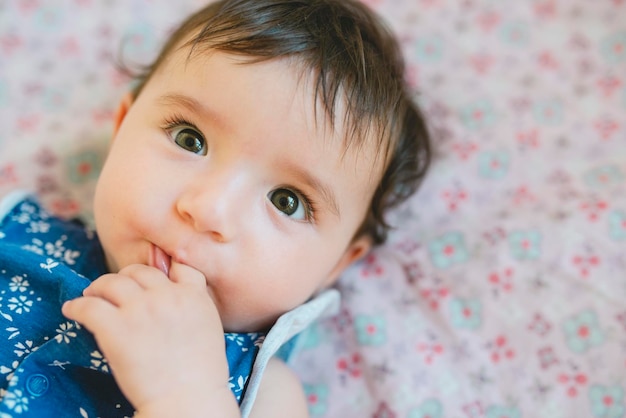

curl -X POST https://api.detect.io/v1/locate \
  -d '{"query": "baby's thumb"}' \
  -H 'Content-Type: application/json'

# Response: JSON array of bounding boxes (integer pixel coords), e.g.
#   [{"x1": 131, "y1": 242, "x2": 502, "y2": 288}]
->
[{"x1": 168, "y1": 261, "x2": 207, "y2": 289}]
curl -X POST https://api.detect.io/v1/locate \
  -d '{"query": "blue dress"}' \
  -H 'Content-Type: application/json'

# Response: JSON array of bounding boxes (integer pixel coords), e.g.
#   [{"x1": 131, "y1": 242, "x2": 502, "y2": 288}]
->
[{"x1": 0, "y1": 195, "x2": 262, "y2": 417}]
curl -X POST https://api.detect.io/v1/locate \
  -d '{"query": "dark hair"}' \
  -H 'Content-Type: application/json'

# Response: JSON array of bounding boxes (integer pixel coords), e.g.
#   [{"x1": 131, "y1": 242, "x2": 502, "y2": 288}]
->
[{"x1": 127, "y1": 0, "x2": 430, "y2": 244}]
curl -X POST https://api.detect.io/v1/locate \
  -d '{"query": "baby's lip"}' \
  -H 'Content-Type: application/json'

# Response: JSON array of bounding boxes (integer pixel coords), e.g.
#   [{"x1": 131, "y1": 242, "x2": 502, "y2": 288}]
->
[{"x1": 151, "y1": 243, "x2": 172, "y2": 277}]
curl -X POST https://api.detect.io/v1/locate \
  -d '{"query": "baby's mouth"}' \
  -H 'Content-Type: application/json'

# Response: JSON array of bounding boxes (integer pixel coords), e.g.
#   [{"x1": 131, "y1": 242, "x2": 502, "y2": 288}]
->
[{"x1": 151, "y1": 244, "x2": 172, "y2": 277}]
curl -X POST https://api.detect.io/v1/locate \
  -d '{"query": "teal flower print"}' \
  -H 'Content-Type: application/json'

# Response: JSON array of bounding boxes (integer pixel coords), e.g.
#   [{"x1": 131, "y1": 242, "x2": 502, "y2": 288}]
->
[
  {"x1": 478, "y1": 151, "x2": 510, "y2": 179},
  {"x1": 500, "y1": 21, "x2": 530, "y2": 47},
  {"x1": 563, "y1": 310, "x2": 605, "y2": 354},
  {"x1": 354, "y1": 315, "x2": 386, "y2": 346},
  {"x1": 66, "y1": 149, "x2": 103, "y2": 184},
  {"x1": 584, "y1": 166, "x2": 624, "y2": 189},
  {"x1": 415, "y1": 36, "x2": 444, "y2": 63},
  {"x1": 486, "y1": 405, "x2": 521, "y2": 418},
  {"x1": 34, "y1": 6, "x2": 65, "y2": 30},
  {"x1": 508, "y1": 230, "x2": 541, "y2": 260},
  {"x1": 589, "y1": 385, "x2": 625, "y2": 418},
  {"x1": 533, "y1": 100, "x2": 564, "y2": 126},
  {"x1": 43, "y1": 87, "x2": 70, "y2": 111},
  {"x1": 459, "y1": 100, "x2": 496, "y2": 130},
  {"x1": 450, "y1": 298, "x2": 482, "y2": 329},
  {"x1": 299, "y1": 323, "x2": 323, "y2": 349},
  {"x1": 409, "y1": 399, "x2": 443, "y2": 418},
  {"x1": 303, "y1": 384, "x2": 329, "y2": 416},
  {"x1": 428, "y1": 232, "x2": 469, "y2": 269},
  {"x1": 122, "y1": 22, "x2": 158, "y2": 57},
  {"x1": 609, "y1": 211, "x2": 626, "y2": 241},
  {"x1": 601, "y1": 32, "x2": 626, "y2": 64}
]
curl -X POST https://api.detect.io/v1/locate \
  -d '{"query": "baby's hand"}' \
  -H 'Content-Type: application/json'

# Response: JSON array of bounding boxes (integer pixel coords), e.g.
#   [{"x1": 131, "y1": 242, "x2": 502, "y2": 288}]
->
[{"x1": 62, "y1": 263, "x2": 238, "y2": 417}]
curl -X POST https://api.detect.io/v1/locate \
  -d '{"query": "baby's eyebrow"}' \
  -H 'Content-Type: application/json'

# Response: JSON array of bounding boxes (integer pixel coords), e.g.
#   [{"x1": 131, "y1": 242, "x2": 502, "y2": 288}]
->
[
  {"x1": 157, "y1": 93, "x2": 227, "y2": 130},
  {"x1": 283, "y1": 161, "x2": 340, "y2": 218}
]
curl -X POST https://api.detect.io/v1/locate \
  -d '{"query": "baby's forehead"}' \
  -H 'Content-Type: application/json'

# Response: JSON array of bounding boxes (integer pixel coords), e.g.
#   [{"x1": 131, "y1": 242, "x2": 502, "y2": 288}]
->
[{"x1": 163, "y1": 44, "x2": 389, "y2": 176}]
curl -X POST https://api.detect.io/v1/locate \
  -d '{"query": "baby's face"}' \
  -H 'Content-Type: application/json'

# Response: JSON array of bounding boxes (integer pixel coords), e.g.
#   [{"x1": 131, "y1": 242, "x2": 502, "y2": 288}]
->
[{"x1": 93, "y1": 48, "x2": 381, "y2": 332}]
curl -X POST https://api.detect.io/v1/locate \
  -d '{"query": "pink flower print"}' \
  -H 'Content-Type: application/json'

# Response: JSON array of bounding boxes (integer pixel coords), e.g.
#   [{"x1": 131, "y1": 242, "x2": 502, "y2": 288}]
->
[
  {"x1": 395, "y1": 238, "x2": 420, "y2": 255},
  {"x1": 488, "y1": 267, "x2": 514, "y2": 294},
  {"x1": 476, "y1": 12, "x2": 501, "y2": 32},
  {"x1": 534, "y1": 1, "x2": 556, "y2": 18},
  {"x1": 580, "y1": 196, "x2": 609, "y2": 221},
  {"x1": 469, "y1": 54, "x2": 494, "y2": 74},
  {"x1": 16, "y1": 115, "x2": 40, "y2": 133},
  {"x1": 482, "y1": 227, "x2": 506, "y2": 246},
  {"x1": 35, "y1": 147, "x2": 58, "y2": 167},
  {"x1": 36, "y1": 175, "x2": 59, "y2": 195},
  {"x1": 0, "y1": 34, "x2": 23, "y2": 56},
  {"x1": 50, "y1": 198, "x2": 80, "y2": 218},
  {"x1": 451, "y1": 141, "x2": 478, "y2": 160},
  {"x1": 403, "y1": 261, "x2": 424, "y2": 285},
  {"x1": 537, "y1": 347, "x2": 559, "y2": 369},
  {"x1": 563, "y1": 309, "x2": 605, "y2": 353},
  {"x1": 489, "y1": 335, "x2": 515, "y2": 363},
  {"x1": 594, "y1": 118, "x2": 620, "y2": 140},
  {"x1": 516, "y1": 129, "x2": 540, "y2": 150},
  {"x1": 0, "y1": 164, "x2": 17, "y2": 187},
  {"x1": 416, "y1": 341, "x2": 444, "y2": 365},
  {"x1": 608, "y1": 210, "x2": 626, "y2": 240},
  {"x1": 557, "y1": 372, "x2": 587, "y2": 397},
  {"x1": 419, "y1": 285, "x2": 449, "y2": 310},
  {"x1": 572, "y1": 253, "x2": 600, "y2": 278},
  {"x1": 373, "y1": 402, "x2": 397, "y2": 418},
  {"x1": 92, "y1": 109, "x2": 114, "y2": 126},
  {"x1": 441, "y1": 187, "x2": 468, "y2": 211},
  {"x1": 538, "y1": 50, "x2": 559, "y2": 70},
  {"x1": 511, "y1": 185, "x2": 537, "y2": 205},
  {"x1": 528, "y1": 313, "x2": 552, "y2": 337},
  {"x1": 597, "y1": 75, "x2": 622, "y2": 97},
  {"x1": 616, "y1": 311, "x2": 626, "y2": 331},
  {"x1": 59, "y1": 37, "x2": 80, "y2": 56},
  {"x1": 337, "y1": 353, "x2": 362, "y2": 379},
  {"x1": 331, "y1": 308, "x2": 353, "y2": 332},
  {"x1": 462, "y1": 401, "x2": 484, "y2": 418},
  {"x1": 18, "y1": 0, "x2": 40, "y2": 13},
  {"x1": 361, "y1": 253, "x2": 384, "y2": 278}
]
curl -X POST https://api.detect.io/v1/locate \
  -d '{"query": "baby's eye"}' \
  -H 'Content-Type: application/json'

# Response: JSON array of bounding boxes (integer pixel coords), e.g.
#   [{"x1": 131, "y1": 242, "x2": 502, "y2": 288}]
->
[
  {"x1": 170, "y1": 126, "x2": 207, "y2": 155},
  {"x1": 268, "y1": 188, "x2": 308, "y2": 220}
]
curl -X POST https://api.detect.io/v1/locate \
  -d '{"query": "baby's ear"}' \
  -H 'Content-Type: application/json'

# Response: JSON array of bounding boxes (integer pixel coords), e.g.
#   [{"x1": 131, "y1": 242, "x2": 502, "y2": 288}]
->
[
  {"x1": 113, "y1": 92, "x2": 134, "y2": 136},
  {"x1": 322, "y1": 235, "x2": 373, "y2": 289}
]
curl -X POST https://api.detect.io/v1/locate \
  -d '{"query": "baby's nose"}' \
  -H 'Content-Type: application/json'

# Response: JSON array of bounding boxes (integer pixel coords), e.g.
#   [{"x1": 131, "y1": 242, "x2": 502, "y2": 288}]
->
[{"x1": 176, "y1": 171, "x2": 249, "y2": 242}]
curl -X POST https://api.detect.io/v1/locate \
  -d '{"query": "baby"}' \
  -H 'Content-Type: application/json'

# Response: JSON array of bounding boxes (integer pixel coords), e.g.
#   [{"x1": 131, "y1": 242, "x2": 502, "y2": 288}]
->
[{"x1": 0, "y1": 0, "x2": 430, "y2": 416}]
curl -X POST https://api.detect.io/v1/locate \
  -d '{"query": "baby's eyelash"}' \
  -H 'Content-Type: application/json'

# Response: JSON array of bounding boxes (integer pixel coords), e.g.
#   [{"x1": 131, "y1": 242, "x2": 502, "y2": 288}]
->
[
  {"x1": 162, "y1": 114, "x2": 199, "y2": 131},
  {"x1": 292, "y1": 187, "x2": 318, "y2": 222}
]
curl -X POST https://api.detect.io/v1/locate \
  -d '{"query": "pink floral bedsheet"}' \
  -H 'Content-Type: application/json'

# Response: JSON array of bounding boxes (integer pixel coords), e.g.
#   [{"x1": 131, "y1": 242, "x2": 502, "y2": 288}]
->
[{"x1": 1, "y1": 1, "x2": 625, "y2": 417}]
